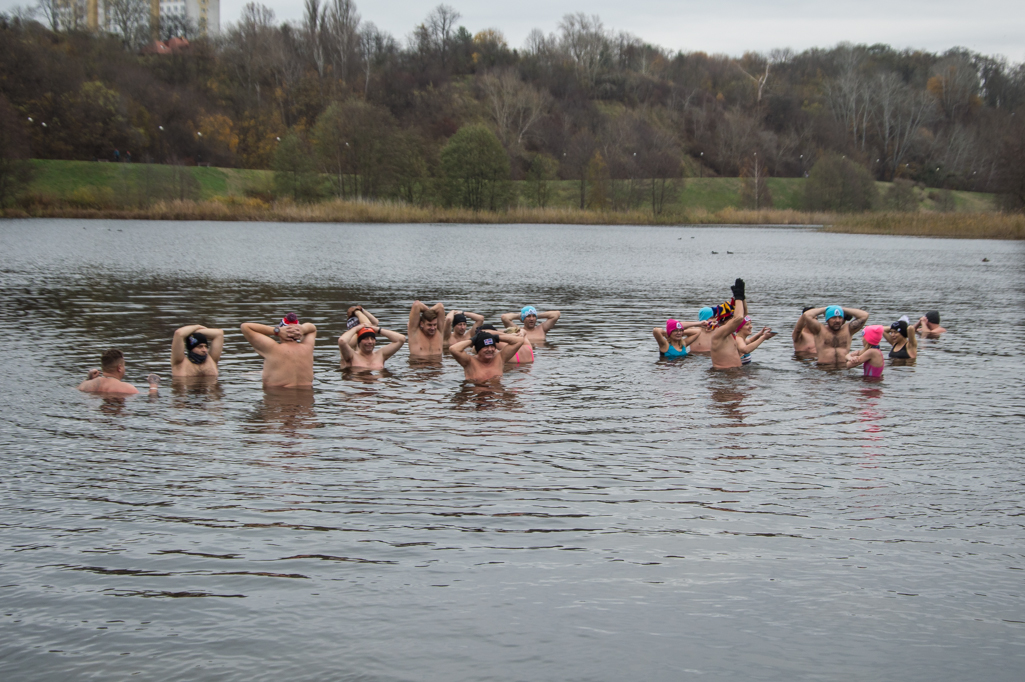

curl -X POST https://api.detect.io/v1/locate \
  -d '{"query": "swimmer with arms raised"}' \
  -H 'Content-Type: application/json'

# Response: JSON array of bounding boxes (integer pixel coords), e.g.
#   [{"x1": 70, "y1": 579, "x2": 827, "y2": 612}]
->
[
  {"x1": 800, "y1": 304, "x2": 869, "y2": 366},
  {"x1": 918, "y1": 311, "x2": 946, "y2": 336},
  {"x1": 171, "y1": 325, "x2": 224, "y2": 377},
  {"x1": 338, "y1": 324, "x2": 406, "y2": 370},
  {"x1": 846, "y1": 325, "x2": 886, "y2": 378},
  {"x1": 500, "y1": 326, "x2": 534, "y2": 363},
  {"x1": 735, "y1": 315, "x2": 775, "y2": 363},
  {"x1": 792, "y1": 307, "x2": 817, "y2": 354},
  {"x1": 710, "y1": 279, "x2": 752, "y2": 369},
  {"x1": 240, "y1": 313, "x2": 317, "y2": 388},
  {"x1": 79, "y1": 348, "x2": 159, "y2": 394},
  {"x1": 345, "y1": 305, "x2": 379, "y2": 332},
  {"x1": 443, "y1": 310, "x2": 483, "y2": 350},
  {"x1": 885, "y1": 318, "x2": 919, "y2": 360},
  {"x1": 407, "y1": 301, "x2": 445, "y2": 357},
  {"x1": 450, "y1": 331, "x2": 524, "y2": 383},
  {"x1": 501, "y1": 306, "x2": 560, "y2": 344},
  {"x1": 653, "y1": 319, "x2": 705, "y2": 359}
]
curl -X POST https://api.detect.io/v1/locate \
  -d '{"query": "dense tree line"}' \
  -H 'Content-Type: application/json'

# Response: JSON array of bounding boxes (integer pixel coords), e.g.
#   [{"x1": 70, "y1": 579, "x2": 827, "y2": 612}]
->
[{"x1": 2, "y1": 1, "x2": 1025, "y2": 210}]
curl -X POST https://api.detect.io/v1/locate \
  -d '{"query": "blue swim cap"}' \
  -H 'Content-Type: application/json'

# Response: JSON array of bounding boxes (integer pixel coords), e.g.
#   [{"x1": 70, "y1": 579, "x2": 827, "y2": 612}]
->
[
  {"x1": 698, "y1": 307, "x2": 714, "y2": 321},
  {"x1": 520, "y1": 306, "x2": 537, "y2": 320},
  {"x1": 825, "y1": 305, "x2": 844, "y2": 320}
]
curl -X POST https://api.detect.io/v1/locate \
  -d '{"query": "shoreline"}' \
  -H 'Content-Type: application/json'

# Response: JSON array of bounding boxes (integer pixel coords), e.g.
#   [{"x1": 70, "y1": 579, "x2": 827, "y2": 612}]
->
[{"x1": 2, "y1": 201, "x2": 1022, "y2": 239}]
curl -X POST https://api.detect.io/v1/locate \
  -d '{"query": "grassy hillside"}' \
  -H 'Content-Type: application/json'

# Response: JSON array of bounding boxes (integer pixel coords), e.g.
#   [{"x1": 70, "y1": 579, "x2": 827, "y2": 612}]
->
[{"x1": 22, "y1": 159, "x2": 996, "y2": 215}]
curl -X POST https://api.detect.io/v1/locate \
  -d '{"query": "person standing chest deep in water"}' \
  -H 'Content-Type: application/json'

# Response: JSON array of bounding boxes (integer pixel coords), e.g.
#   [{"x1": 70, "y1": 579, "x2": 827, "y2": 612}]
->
[
  {"x1": 800, "y1": 304, "x2": 870, "y2": 366},
  {"x1": 240, "y1": 313, "x2": 317, "y2": 388},
  {"x1": 171, "y1": 325, "x2": 224, "y2": 377}
]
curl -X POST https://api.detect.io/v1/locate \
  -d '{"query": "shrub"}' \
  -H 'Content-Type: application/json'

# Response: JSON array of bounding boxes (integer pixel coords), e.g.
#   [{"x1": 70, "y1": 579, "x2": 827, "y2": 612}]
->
[
  {"x1": 884, "y1": 178, "x2": 919, "y2": 212},
  {"x1": 440, "y1": 124, "x2": 512, "y2": 211},
  {"x1": 804, "y1": 155, "x2": 878, "y2": 212}
]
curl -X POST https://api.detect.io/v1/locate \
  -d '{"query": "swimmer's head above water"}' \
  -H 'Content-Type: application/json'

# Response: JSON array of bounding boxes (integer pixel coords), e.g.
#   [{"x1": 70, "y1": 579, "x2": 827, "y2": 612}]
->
[
  {"x1": 863, "y1": 325, "x2": 884, "y2": 346},
  {"x1": 890, "y1": 320, "x2": 909, "y2": 337},
  {"x1": 520, "y1": 306, "x2": 538, "y2": 328},
  {"x1": 357, "y1": 326, "x2": 377, "y2": 351},
  {"x1": 925, "y1": 310, "x2": 940, "y2": 325},
  {"x1": 666, "y1": 319, "x2": 687, "y2": 339},
  {"x1": 473, "y1": 332, "x2": 498, "y2": 361},
  {"x1": 698, "y1": 307, "x2": 714, "y2": 322},
  {"x1": 825, "y1": 305, "x2": 844, "y2": 331},
  {"x1": 419, "y1": 308, "x2": 439, "y2": 336},
  {"x1": 452, "y1": 313, "x2": 467, "y2": 334},
  {"x1": 185, "y1": 331, "x2": 209, "y2": 364}
]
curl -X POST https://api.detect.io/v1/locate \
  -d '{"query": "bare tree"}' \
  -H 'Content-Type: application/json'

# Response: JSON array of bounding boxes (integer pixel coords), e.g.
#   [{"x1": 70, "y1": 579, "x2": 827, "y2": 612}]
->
[
  {"x1": 425, "y1": 4, "x2": 459, "y2": 71},
  {"x1": 224, "y1": 3, "x2": 277, "y2": 106},
  {"x1": 301, "y1": 0, "x2": 326, "y2": 77},
  {"x1": 558, "y1": 13, "x2": 608, "y2": 87},
  {"x1": 479, "y1": 69, "x2": 549, "y2": 148},
  {"x1": 105, "y1": 0, "x2": 149, "y2": 48},
  {"x1": 323, "y1": 0, "x2": 360, "y2": 82},
  {"x1": 825, "y1": 44, "x2": 872, "y2": 150},
  {"x1": 874, "y1": 72, "x2": 936, "y2": 179}
]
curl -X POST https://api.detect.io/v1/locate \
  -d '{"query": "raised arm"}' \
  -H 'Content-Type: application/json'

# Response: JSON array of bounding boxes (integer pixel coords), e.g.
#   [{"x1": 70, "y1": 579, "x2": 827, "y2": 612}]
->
[
  {"x1": 845, "y1": 307, "x2": 869, "y2": 334},
  {"x1": 338, "y1": 326, "x2": 359, "y2": 362},
  {"x1": 652, "y1": 327, "x2": 669, "y2": 353},
  {"x1": 358, "y1": 307, "x2": 379, "y2": 326},
  {"x1": 713, "y1": 293, "x2": 747, "y2": 341},
  {"x1": 408, "y1": 301, "x2": 427, "y2": 337},
  {"x1": 297, "y1": 322, "x2": 317, "y2": 347},
  {"x1": 497, "y1": 333, "x2": 525, "y2": 362},
  {"x1": 802, "y1": 307, "x2": 825, "y2": 335},
  {"x1": 465, "y1": 312, "x2": 484, "y2": 334},
  {"x1": 240, "y1": 322, "x2": 279, "y2": 357},
  {"x1": 443, "y1": 311, "x2": 456, "y2": 341},
  {"x1": 500, "y1": 312, "x2": 518, "y2": 328},
  {"x1": 378, "y1": 328, "x2": 406, "y2": 360},
  {"x1": 171, "y1": 324, "x2": 204, "y2": 365},
  {"x1": 539, "y1": 310, "x2": 561, "y2": 332},
  {"x1": 791, "y1": 315, "x2": 806, "y2": 344},
  {"x1": 202, "y1": 328, "x2": 225, "y2": 362},
  {"x1": 448, "y1": 339, "x2": 473, "y2": 367}
]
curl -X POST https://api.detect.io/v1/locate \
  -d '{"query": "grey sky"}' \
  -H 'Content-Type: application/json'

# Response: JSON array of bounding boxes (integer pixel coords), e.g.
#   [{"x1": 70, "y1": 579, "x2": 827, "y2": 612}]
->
[{"x1": 4, "y1": 0, "x2": 1023, "y2": 60}]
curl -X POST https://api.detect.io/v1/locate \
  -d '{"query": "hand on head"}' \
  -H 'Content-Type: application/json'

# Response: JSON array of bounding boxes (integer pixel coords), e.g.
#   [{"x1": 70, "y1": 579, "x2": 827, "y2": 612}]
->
[{"x1": 280, "y1": 325, "x2": 303, "y2": 342}]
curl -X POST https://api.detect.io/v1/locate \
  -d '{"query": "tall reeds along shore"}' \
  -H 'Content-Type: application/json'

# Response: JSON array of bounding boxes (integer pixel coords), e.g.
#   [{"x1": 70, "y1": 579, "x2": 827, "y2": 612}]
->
[{"x1": 3, "y1": 199, "x2": 1022, "y2": 239}]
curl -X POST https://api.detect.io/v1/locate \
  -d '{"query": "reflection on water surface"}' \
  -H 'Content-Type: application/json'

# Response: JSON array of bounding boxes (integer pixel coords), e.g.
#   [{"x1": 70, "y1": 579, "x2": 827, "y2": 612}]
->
[{"x1": 0, "y1": 220, "x2": 1023, "y2": 682}]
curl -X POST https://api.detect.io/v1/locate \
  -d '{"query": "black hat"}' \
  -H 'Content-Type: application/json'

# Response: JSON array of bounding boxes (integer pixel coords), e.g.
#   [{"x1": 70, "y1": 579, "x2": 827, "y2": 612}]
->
[
  {"x1": 473, "y1": 332, "x2": 497, "y2": 352},
  {"x1": 186, "y1": 331, "x2": 208, "y2": 350},
  {"x1": 452, "y1": 313, "x2": 467, "y2": 325}
]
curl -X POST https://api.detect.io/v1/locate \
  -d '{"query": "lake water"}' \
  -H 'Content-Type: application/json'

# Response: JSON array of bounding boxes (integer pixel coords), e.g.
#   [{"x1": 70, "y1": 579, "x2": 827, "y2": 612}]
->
[{"x1": 0, "y1": 219, "x2": 1023, "y2": 681}]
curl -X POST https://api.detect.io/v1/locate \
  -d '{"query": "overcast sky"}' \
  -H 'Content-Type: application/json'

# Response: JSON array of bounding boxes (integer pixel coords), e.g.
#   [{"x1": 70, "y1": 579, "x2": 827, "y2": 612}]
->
[{"x1": 5, "y1": 0, "x2": 1023, "y2": 60}]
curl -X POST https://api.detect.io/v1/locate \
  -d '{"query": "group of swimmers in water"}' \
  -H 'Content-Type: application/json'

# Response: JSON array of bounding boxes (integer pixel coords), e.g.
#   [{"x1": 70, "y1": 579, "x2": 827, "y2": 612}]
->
[
  {"x1": 76, "y1": 277, "x2": 946, "y2": 394},
  {"x1": 653, "y1": 278, "x2": 946, "y2": 379}
]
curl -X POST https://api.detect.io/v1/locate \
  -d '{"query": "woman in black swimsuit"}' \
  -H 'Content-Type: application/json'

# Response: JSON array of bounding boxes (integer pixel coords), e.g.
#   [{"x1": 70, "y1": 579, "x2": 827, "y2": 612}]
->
[{"x1": 885, "y1": 319, "x2": 919, "y2": 360}]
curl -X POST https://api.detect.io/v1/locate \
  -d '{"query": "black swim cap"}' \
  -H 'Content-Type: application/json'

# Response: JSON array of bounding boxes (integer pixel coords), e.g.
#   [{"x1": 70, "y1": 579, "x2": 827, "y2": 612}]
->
[
  {"x1": 452, "y1": 313, "x2": 467, "y2": 325},
  {"x1": 480, "y1": 323, "x2": 497, "y2": 331},
  {"x1": 894, "y1": 320, "x2": 908, "y2": 337},
  {"x1": 186, "y1": 331, "x2": 208, "y2": 350},
  {"x1": 473, "y1": 332, "x2": 497, "y2": 352},
  {"x1": 925, "y1": 311, "x2": 940, "y2": 324}
]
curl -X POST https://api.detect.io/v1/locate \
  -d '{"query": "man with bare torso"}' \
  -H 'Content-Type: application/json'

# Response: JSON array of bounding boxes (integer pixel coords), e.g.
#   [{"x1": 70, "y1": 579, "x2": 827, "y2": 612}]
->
[
  {"x1": 171, "y1": 325, "x2": 224, "y2": 377},
  {"x1": 338, "y1": 324, "x2": 406, "y2": 370},
  {"x1": 801, "y1": 304, "x2": 869, "y2": 366},
  {"x1": 791, "y1": 307, "x2": 817, "y2": 355},
  {"x1": 407, "y1": 301, "x2": 445, "y2": 357},
  {"x1": 500, "y1": 306, "x2": 561, "y2": 344},
  {"x1": 240, "y1": 313, "x2": 317, "y2": 388},
  {"x1": 918, "y1": 311, "x2": 946, "y2": 337},
  {"x1": 450, "y1": 331, "x2": 525, "y2": 383},
  {"x1": 443, "y1": 310, "x2": 483, "y2": 350},
  {"x1": 710, "y1": 279, "x2": 752, "y2": 369},
  {"x1": 78, "y1": 348, "x2": 159, "y2": 394}
]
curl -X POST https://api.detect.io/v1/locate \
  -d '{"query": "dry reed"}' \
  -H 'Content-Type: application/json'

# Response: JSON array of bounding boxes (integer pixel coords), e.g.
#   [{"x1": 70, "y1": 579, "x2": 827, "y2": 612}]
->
[{"x1": 4, "y1": 200, "x2": 1022, "y2": 239}]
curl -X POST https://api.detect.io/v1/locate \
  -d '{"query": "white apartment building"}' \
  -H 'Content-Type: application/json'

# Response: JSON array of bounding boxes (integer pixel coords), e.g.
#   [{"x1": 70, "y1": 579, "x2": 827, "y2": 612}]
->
[{"x1": 157, "y1": 0, "x2": 220, "y2": 36}]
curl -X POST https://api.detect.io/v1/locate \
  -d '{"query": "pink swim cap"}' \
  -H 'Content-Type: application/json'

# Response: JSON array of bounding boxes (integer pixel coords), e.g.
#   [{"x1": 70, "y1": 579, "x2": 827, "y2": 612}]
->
[
  {"x1": 863, "y1": 325, "x2": 884, "y2": 346},
  {"x1": 666, "y1": 319, "x2": 684, "y2": 335}
]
